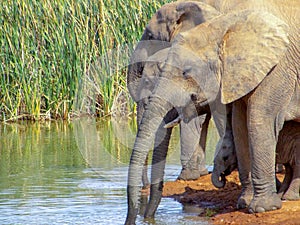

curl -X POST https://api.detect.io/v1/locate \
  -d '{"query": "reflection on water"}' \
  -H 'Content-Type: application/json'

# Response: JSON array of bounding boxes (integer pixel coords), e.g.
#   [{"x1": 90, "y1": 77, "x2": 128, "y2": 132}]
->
[{"x1": 0, "y1": 118, "x2": 218, "y2": 224}]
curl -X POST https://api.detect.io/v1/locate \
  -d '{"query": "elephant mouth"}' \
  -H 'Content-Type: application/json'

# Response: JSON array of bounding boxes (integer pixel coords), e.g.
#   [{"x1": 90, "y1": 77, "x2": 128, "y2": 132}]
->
[
  {"x1": 223, "y1": 163, "x2": 238, "y2": 177},
  {"x1": 218, "y1": 168, "x2": 231, "y2": 186},
  {"x1": 223, "y1": 167, "x2": 232, "y2": 176}
]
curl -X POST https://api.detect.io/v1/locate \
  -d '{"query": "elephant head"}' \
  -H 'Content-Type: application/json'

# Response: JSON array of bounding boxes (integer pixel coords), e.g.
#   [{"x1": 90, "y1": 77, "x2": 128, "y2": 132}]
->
[
  {"x1": 125, "y1": 9, "x2": 289, "y2": 224},
  {"x1": 127, "y1": 1, "x2": 220, "y2": 103},
  {"x1": 134, "y1": 48, "x2": 169, "y2": 119}
]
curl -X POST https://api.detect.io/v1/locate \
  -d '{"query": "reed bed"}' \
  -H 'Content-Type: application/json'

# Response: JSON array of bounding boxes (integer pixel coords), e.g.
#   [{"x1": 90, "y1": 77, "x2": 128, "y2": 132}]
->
[{"x1": 0, "y1": 0, "x2": 171, "y2": 121}]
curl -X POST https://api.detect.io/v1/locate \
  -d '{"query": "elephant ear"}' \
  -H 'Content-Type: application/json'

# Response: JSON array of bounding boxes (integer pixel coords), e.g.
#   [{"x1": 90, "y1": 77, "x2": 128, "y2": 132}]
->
[
  {"x1": 136, "y1": 48, "x2": 170, "y2": 100},
  {"x1": 127, "y1": 40, "x2": 170, "y2": 102},
  {"x1": 171, "y1": 1, "x2": 220, "y2": 39},
  {"x1": 220, "y1": 10, "x2": 290, "y2": 104},
  {"x1": 143, "y1": 48, "x2": 170, "y2": 74}
]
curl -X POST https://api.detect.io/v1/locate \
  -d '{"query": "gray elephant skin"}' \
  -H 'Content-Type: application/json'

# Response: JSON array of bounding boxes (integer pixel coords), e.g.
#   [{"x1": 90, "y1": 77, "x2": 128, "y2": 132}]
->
[
  {"x1": 276, "y1": 121, "x2": 300, "y2": 201},
  {"x1": 212, "y1": 120, "x2": 300, "y2": 201},
  {"x1": 127, "y1": 1, "x2": 220, "y2": 187},
  {"x1": 125, "y1": 0, "x2": 299, "y2": 223},
  {"x1": 126, "y1": 2, "x2": 219, "y2": 223}
]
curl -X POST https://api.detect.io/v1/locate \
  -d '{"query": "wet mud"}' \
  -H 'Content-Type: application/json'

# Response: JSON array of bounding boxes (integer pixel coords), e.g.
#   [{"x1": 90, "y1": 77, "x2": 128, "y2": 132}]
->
[{"x1": 162, "y1": 171, "x2": 300, "y2": 225}]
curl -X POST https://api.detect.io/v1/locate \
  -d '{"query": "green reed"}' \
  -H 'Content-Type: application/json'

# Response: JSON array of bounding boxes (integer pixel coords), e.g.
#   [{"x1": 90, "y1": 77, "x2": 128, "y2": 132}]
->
[{"x1": 0, "y1": 0, "x2": 171, "y2": 121}]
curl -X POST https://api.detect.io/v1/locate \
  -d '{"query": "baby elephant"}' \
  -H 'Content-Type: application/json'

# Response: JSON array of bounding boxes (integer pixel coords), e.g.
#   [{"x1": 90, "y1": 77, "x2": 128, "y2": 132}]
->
[
  {"x1": 276, "y1": 121, "x2": 300, "y2": 200},
  {"x1": 212, "y1": 121, "x2": 300, "y2": 201}
]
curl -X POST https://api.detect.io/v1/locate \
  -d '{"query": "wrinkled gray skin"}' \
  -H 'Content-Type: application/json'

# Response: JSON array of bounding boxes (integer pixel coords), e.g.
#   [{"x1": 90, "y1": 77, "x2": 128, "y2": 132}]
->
[
  {"x1": 126, "y1": 2, "x2": 220, "y2": 223},
  {"x1": 212, "y1": 120, "x2": 300, "y2": 201},
  {"x1": 137, "y1": 48, "x2": 210, "y2": 183},
  {"x1": 211, "y1": 105, "x2": 237, "y2": 188},
  {"x1": 129, "y1": 49, "x2": 212, "y2": 222},
  {"x1": 179, "y1": 9, "x2": 299, "y2": 213},
  {"x1": 127, "y1": 2, "x2": 220, "y2": 189},
  {"x1": 126, "y1": 7, "x2": 299, "y2": 224},
  {"x1": 276, "y1": 121, "x2": 300, "y2": 201}
]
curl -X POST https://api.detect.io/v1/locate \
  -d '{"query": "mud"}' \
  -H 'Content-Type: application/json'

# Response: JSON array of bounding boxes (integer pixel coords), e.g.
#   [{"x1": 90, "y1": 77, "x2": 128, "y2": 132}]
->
[{"x1": 162, "y1": 171, "x2": 300, "y2": 225}]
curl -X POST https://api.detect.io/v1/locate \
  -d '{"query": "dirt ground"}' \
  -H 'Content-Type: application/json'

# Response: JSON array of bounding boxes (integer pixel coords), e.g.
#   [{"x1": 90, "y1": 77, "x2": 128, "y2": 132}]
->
[{"x1": 161, "y1": 171, "x2": 300, "y2": 225}]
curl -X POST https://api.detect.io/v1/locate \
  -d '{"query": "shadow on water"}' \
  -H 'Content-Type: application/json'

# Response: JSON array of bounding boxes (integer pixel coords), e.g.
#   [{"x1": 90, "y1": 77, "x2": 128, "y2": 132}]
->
[{"x1": 0, "y1": 118, "x2": 218, "y2": 224}]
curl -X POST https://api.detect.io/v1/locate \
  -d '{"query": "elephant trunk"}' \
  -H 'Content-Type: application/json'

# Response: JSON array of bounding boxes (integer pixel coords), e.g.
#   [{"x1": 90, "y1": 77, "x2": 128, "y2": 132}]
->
[
  {"x1": 125, "y1": 96, "x2": 173, "y2": 225},
  {"x1": 211, "y1": 167, "x2": 226, "y2": 188},
  {"x1": 144, "y1": 108, "x2": 177, "y2": 218}
]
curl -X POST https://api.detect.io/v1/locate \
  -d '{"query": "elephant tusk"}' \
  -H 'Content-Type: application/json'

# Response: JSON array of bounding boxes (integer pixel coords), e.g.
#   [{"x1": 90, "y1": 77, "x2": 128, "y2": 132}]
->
[{"x1": 164, "y1": 115, "x2": 182, "y2": 128}]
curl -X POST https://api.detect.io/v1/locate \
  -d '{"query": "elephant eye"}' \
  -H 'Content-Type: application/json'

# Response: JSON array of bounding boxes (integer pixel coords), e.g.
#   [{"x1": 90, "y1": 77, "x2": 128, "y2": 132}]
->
[
  {"x1": 190, "y1": 93, "x2": 197, "y2": 102},
  {"x1": 157, "y1": 63, "x2": 164, "y2": 73},
  {"x1": 144, "y1": 79, "x2": 150, "y2": 85},
  {"x1": 183, "y1": 66, "x2": 192, "y2": 77},
  {"x1": 148, "y1": 32, "x2": 154, "y2": 40}
]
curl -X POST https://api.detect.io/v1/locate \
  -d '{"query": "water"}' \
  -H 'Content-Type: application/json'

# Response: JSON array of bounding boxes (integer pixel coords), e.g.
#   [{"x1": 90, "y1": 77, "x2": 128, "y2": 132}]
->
[{"x1": 0, "y1": 118, "x2": 218, "y2": 225}]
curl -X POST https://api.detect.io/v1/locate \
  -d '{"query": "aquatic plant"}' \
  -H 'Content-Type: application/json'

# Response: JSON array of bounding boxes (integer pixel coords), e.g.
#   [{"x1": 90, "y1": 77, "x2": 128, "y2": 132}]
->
[{"x1": 0, "y1": 0, "x2": 171, "y2": 121}]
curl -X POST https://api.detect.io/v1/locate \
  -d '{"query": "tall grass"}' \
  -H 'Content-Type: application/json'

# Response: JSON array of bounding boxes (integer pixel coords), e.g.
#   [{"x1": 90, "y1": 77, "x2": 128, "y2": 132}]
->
[{"x1": 0, "y1": 0, "x2": 171, "y2": 121}]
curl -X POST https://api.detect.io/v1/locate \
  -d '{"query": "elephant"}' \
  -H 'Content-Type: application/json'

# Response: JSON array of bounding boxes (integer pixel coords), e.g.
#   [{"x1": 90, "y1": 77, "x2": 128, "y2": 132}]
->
[
  {"x1": 127, "y1": 1, "x2": 220, "y2": 186},
  {"x1": 276, "y1": 121, "x2": 300, "y2": 201},
  {"x1": 210, "y1": 111, "x2": 237, "y2": 189},
  {"x1": 135, "y1": 48, "x2": 212, "y2": 183},
  {"x1": 130, "y1": 49, "x2": 213, "y2": 221},
  {"x1": 212, "y1": 120, "x2": 300, "y2": 201},
  {"x1": 199, "y1": 0, "x2": 300, "y2": 209},
  {"x1": 125, "y1": 3, "x2": 299, "y2": 223}
]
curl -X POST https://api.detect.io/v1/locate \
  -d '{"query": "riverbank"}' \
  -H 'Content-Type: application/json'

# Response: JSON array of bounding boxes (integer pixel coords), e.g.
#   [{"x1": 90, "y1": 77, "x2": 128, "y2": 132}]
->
[{"x1": 162, "y1": 171, "x2": 300, "y2": 225}]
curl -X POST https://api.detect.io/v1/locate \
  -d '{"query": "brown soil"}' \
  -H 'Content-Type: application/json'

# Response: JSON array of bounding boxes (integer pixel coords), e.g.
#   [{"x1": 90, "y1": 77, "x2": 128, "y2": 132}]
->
[{"x1": 161, "y1": 171, "x2": 300, "y2": 225}]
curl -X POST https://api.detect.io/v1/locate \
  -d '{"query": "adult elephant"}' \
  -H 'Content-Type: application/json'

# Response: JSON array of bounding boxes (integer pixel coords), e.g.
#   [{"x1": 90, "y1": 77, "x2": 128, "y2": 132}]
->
[
  {"x1": 127, "y1": 1, "x2": 220, "y2": 186},
  {"x1": 135, "y1": 48, "x2": 212, "y2": 183},
  {"x1": 125, "y1": 5, "x2": 299, "y2": 224},
  {"x1": 133, "y1": 46, "x2": 233, "y2": 221}
]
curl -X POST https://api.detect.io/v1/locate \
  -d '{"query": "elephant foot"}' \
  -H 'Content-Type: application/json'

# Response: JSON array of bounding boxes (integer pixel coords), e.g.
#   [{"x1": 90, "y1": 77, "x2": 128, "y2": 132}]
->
[
  {"x1": 249, "y1": 192, "x2": 282, "y2": 213},
  {"x1": 281, "y1": 178, "x2": 300, "y2": 201},
  {"x1": 237, "y1": 186, "x2": 253, "y2": 209},
  {"x1": 177, "y1": 168, "x2": 207, "y2": 181},
  {"x1": 200, "y1": 168, "x2": 209, "y2": 176},
  {"x1": 281, "y1": 187, "x2": 300, "y2": 201},
  {"x1": 282, "y1": 191, "x2": 300, "y2": 201}
]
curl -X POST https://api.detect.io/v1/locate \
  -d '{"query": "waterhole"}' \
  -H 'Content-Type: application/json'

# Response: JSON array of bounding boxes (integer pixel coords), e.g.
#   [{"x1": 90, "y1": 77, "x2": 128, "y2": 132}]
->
[{"x1": 0, "y1": 118, "x2": 218, "y2": 224}]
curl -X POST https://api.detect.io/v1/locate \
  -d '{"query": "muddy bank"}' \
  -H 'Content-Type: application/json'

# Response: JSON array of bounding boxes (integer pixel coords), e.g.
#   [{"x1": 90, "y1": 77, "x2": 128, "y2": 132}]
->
[{"x1": 162, "y1": 171, "x2": 300, "y2": 225}]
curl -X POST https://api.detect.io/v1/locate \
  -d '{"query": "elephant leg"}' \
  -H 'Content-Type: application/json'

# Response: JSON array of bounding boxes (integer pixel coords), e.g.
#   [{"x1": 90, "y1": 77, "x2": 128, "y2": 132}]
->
[
  {"x1": 138, "y1": 195, "x2": 148, "y2": 216},
  {"x1": 282, "y1": 145, "x2": 300, "y2": 200},
  {"x1": 178, "y1": 145, "x2": 202, "y2": 180},
  {"x1": 282, "y1": 165, "x2": 300, "y2": 200},
  {"x1": 144, "y1": 109, "x2": 176, "y2": 218},
  {"x1": 247, "y1": 113, "x2": 282, "y2": 213},
  {"x1": 246, "y1": 68, "x2": 296, "y2": 213},
  {"x1": 232, "y1": 99, "x2": 253, "y2": 209},
  {"x1": 178, "y1": 114, "x2": 209, "y2": 180},
  {"x1": 278, "y1": 164, "x2": 293, "y2": 199}
]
